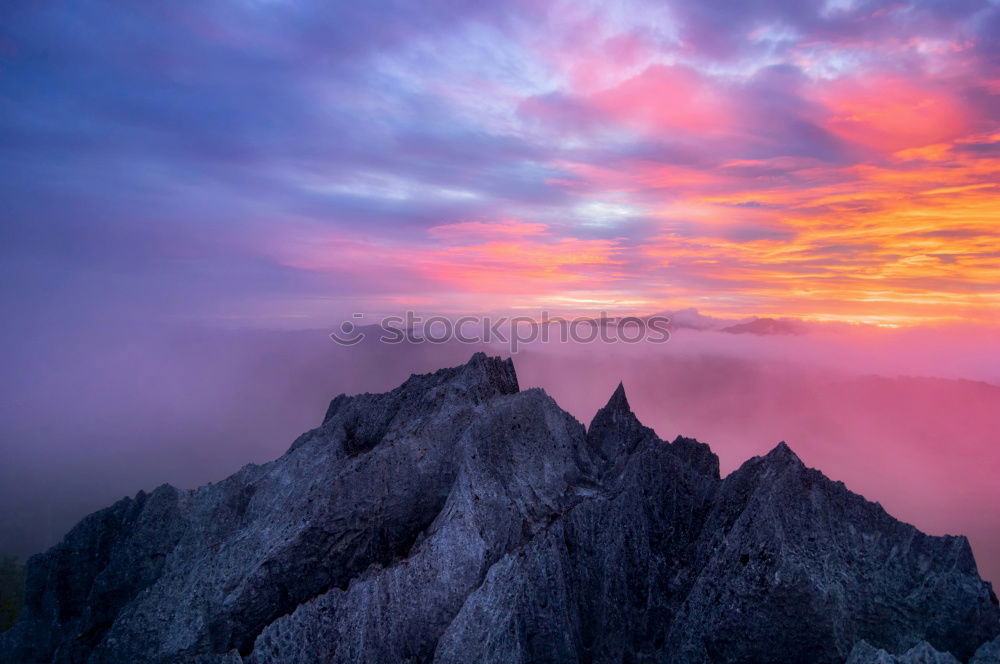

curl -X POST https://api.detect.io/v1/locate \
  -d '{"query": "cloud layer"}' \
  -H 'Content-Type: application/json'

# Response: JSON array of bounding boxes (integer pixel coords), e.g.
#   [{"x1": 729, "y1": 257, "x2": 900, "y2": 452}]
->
[{"x1": 1, "y1": 0, "x2": 998, "y2": 326}]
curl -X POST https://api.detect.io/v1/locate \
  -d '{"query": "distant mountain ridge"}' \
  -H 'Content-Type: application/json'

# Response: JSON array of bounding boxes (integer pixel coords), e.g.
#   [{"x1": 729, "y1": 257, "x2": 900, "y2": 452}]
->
[
  {"x1": 720, "y1": 316, "x2": 807, "y2": 335},
  {"x1": 2, "y1": 353, "x2": 998, "y2": 663}
]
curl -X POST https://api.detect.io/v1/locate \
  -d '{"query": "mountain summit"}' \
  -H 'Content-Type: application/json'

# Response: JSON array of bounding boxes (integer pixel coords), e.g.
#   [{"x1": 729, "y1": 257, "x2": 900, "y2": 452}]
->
[{"x1": 2, "y1": 353, "x2": 998, "y2": 664}]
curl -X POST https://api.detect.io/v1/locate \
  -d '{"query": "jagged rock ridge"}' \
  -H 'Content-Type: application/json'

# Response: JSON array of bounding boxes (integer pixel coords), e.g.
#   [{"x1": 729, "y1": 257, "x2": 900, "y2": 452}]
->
[{"x1": 1, "y1": 353, "x2": 997, "y2": 664}]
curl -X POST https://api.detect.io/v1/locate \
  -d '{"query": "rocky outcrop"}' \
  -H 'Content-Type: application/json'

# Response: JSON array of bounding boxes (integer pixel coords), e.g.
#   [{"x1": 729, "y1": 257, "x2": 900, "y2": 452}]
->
[
  {"x1": 2, "y1": 353, "x2": 998, "y2": 663},
  {"x1": 847, "y1": 640, "x2": 961, "y2": 664},
  {"x1": 971, "y1": 636, "x2": 1000, "y2": 664},
  {"x1": 846, "y1": 637, "x2": 1000, "y2": 664}
]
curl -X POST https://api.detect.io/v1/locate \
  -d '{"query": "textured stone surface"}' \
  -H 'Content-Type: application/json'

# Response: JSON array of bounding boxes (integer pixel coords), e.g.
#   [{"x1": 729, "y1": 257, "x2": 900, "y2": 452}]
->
[
  {"x1": 847, "y1": 640, "x2": 961, "y2": 664},
  {"x1": 971, "y1": 636, "x2": 1000, "y2": 664},
  {"x1": 1, "y1": 353, "x2": 998, "y2": 663}
]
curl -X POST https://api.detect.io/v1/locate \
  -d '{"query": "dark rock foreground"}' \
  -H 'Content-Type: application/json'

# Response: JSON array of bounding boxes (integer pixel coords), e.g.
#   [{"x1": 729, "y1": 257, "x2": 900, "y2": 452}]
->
[{"x1": 2, "y1": 353, "x2": 998, "y2": 664}]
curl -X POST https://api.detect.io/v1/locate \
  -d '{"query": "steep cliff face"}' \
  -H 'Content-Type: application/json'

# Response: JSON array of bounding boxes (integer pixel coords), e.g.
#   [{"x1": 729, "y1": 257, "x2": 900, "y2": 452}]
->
[{"x1": 2, "y1": 353, "x2": 998, "y2": 664}]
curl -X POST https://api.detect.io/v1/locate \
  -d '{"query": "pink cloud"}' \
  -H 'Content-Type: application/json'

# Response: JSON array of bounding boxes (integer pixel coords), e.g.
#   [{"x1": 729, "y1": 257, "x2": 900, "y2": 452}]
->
[{"x1": 592, "y1": 64, "x2": 734, "y2": 135}]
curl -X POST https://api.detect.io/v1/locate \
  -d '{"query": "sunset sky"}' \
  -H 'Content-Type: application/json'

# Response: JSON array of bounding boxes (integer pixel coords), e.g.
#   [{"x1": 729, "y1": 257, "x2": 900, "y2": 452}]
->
[
  {"x1": 3, "y1": 0, "x2": 1000, "y2": 589},
  {"x1": 2, "y1": 0, "x2": 999, "y2": 327}
]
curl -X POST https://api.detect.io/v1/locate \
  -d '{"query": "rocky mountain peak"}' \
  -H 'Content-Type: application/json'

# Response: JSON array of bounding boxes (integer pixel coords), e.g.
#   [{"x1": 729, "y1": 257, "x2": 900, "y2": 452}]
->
[
  {"x1": 586, "y1": 380, "x2": 656, "y2": 465},
  {"x1": 457, "y1": 351, "x2": 520, "y2": 396},
  {"x1": 765, "y1": 439, "x2": 803, "y2": 464},
  {"x1": 2, "y1": 353, "x2": 997, "y2": 664},
  {"x1": 606, "y1": 380, "x2": 629, "y2": 412}
]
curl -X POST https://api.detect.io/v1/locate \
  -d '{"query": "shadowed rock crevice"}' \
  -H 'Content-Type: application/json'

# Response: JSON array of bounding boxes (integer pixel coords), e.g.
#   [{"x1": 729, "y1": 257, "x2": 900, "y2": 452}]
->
[
  {"x1": 236, "y1": 502, "x2": 449, "y2": 660},
  {"x1": 1, "y1": 354, "x2": 997, "y2": 664}
]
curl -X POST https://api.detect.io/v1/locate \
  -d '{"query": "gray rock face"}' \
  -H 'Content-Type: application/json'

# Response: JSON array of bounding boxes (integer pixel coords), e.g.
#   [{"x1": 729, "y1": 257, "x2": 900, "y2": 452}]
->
[
  {"x1": 847, "y1": 640, "x2": 961, "y2": 664},
  {"x1": 971, "y1": 636, "x2": 1000, "y2": 664},
  {"x1": 2, "y1": 353, "x2": 998, "y2": 663}
]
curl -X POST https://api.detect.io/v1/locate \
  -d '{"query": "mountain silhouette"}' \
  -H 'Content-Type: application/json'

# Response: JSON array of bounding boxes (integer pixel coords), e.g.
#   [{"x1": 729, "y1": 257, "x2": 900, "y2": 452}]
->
[{"x1": 2, "y1": 353, "x2": 997, "y2": 663}]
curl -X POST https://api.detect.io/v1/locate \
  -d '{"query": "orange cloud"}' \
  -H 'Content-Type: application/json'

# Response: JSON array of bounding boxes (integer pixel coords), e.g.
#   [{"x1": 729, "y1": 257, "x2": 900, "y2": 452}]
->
[
  {"x1": 423, "y1": 220, "x2": 624, "y2": 294},
  {"x1": 636, "y1": 137, "x2": 1000, "y2": 325}
]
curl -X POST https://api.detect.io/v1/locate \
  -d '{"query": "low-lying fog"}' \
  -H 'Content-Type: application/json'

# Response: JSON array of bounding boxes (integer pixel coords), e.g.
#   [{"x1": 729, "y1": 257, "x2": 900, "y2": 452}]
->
[{"x1": 2, "y1": 317, "x2": 998, "y2": 585}]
